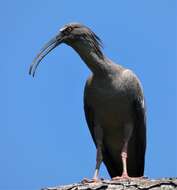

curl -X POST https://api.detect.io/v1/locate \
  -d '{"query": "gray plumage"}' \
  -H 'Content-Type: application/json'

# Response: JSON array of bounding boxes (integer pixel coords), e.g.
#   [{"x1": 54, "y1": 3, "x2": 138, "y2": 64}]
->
[{"x1": 29, "y1": 23, "x2": 146, "y2": 179}]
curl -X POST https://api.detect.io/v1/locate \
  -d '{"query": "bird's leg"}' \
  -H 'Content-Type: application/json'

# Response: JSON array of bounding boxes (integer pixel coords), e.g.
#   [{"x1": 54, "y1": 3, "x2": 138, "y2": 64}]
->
[
  {"x1": 120, "y1": 143, "x2": 128, "y2": 178},
  {"x1": 112, "y1": 124, "x2": 133, "y2": 180},
  {"x1": 82, "y1": 125, "x2": 103, "y2": 184},
  {"x1": 93, "y1": 143, "x2": 103, "y2": 181},
  {"x1": 93, "y1": 125, "x2": 103, "y2": 181}
]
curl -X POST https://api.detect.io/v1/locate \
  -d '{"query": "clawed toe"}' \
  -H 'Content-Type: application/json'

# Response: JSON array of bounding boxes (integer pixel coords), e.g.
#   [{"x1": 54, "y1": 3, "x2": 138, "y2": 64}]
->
[
  {"x1": 112, "y1": 175, "x2": 147, "y2": 181},
  {"x1": 112, "y1": 175, "x2": 129, "y2": 180}
]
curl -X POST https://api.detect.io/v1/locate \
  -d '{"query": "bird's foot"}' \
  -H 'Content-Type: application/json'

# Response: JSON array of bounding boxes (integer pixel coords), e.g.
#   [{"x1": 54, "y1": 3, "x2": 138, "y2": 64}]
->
[
  {"x1": 81, "y1": 177, "x2": 103, "y2": 184},
  {"x1": 112, "y1": 175, "x2": 147, "y2": 181},
  {"x1": 112, "y1": 172, "x2": 130, "y2": 181}
]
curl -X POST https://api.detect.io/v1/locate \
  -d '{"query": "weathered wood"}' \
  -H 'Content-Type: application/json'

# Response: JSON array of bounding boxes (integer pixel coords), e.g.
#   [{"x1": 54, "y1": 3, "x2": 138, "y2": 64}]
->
[{"x1": 42, "y1": 178, "x2": 177, "y2": 190}]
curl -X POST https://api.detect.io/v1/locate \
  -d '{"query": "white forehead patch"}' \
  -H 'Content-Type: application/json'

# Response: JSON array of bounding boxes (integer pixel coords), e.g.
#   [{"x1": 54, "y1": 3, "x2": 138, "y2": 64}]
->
[{"x1": 59, "y1": 26, "x2": 67, "y2": 32}]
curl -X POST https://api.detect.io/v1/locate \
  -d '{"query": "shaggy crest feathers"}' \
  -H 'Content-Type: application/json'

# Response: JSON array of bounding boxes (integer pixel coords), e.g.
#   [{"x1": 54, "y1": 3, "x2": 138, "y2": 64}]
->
[{"x1": 65, "y1": 23, "x2": 104, "y2": 58}]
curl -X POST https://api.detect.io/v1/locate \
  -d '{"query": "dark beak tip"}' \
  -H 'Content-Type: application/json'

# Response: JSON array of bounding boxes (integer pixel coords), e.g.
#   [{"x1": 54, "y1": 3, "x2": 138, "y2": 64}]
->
[
  {"x1": 29, "y1": 34, "x2": 61, "y2": 78},
  {"x1": 29, "y1": 65, "x2": 32, "y2": 75},
  {"x1": 28, "y1": 66, "x2": 35, "y2": 77}
]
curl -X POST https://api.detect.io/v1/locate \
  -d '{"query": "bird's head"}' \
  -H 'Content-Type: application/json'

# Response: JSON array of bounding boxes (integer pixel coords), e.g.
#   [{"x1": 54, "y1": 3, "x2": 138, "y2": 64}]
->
[{"x1": 29, "y1": 23, "x2": 103, "y2": 77}]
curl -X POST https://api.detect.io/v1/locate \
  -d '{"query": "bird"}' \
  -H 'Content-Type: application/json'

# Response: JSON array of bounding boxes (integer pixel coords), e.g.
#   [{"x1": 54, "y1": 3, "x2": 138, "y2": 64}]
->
[{"x1": 29, "y1": 23, "x2": 146, "y2": 181}]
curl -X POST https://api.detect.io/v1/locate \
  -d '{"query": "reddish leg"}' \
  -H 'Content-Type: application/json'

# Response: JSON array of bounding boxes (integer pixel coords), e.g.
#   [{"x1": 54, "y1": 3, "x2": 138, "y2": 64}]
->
[
  {"x1": 112, "y1": 145, "x2": 145, "y2": 180},
  {"x1": 112, "y1": 123, "x2": 133, "y2": 180},
  {"x1": 120, "y1": 151, "x2": 129, "y2": 178},
  {"x1": 112, "y1": 146, "x2": 129, "y2": 180}
]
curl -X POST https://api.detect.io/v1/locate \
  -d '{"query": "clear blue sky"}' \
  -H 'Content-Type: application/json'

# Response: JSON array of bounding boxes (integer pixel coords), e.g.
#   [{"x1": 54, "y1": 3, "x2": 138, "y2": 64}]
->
[{"x1": 0, "y1": 0, "x2": 176, "y2": 190}]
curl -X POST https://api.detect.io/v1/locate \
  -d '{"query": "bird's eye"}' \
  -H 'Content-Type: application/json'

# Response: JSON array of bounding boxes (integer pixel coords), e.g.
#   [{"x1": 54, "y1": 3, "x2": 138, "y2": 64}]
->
[
  {"x1": 66, "y1": 27, "x2": 72, "y2": 32},
  {"x1": 62, "y1": 27, "x2": 73, "y2": 35}
]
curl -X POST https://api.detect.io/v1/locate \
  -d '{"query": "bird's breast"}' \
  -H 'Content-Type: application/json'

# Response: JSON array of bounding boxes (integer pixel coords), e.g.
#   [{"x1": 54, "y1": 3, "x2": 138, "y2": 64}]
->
[{"x1": 86, "y1": 78, "x2": 134, "y2": 126}]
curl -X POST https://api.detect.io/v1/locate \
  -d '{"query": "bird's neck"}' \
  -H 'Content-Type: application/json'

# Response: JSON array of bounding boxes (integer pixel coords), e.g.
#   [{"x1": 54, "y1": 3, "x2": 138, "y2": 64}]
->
[{"x1": 72, "y1": 45, "x2": 112, "y2": 76}]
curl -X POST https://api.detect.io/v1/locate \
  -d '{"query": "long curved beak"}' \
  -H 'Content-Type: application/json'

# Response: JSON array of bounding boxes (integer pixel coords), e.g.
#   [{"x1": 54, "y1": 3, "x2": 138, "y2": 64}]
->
[{"x1": 29, "y1": 33, "x2": 63, "y2": 77}]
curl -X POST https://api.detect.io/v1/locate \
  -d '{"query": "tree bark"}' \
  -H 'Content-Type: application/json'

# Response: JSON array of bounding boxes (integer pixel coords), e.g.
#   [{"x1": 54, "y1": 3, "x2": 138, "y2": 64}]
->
[{"x1": 42, "y1": 178, "x2": 177, "y2": 190}]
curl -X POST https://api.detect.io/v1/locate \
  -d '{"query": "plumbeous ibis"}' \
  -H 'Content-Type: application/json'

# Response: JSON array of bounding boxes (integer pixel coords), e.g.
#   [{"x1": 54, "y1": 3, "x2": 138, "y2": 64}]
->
[{"x1": 29, "y1": 23, "x2": 146, "y2": 180}]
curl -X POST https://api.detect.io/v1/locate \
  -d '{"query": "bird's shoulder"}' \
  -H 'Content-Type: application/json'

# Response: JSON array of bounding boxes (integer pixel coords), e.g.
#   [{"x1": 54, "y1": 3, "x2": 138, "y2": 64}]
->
[
  {"x1": 84, "y1": 75, "x2": 93, "y2": 97},
  {"x1": 118, "y1": 68, "x2": 145, "y2": 102},
  {"x1": 122, "y1": 69, "x2": 145, "y2": 106},
  {"x1": 121, "y1": 69, "x2": 139, "y2": 83},
  {"x1": 120, "y1": 69, "x2": 143, "y2": 91},
  {"x1": 85, "y1": 74, "x2": 94, "y2": 87}
]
